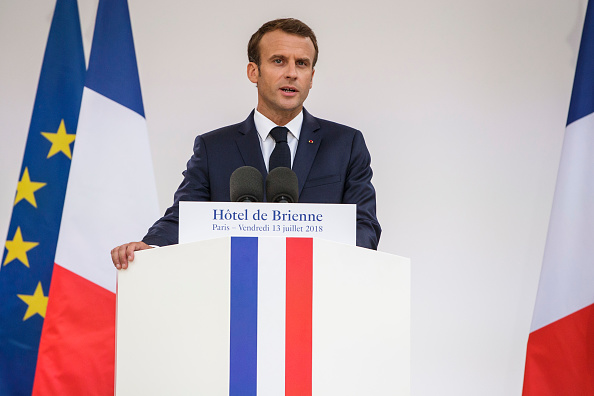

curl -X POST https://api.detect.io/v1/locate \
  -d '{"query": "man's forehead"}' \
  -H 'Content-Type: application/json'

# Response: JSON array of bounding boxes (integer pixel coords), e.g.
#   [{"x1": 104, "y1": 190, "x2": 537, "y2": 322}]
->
[{"x1": 259, "y1": 30, "x2": 315, "y2": 56}]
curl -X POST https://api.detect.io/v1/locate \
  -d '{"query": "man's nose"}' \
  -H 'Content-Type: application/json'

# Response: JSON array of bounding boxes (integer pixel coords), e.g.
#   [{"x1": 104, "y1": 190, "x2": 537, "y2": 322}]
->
[{"x1": 285, "y1": 63, "x2": 297, "y2": 78}]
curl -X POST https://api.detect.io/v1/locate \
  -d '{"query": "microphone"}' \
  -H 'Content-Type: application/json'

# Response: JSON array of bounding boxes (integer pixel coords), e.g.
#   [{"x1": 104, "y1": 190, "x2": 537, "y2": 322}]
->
[
  {"x1": 230, "y1": 166, "x2": 264, "y2": 202},
  {"x1": 266, "y1": 167, "x2": 299, "y2": 203}
]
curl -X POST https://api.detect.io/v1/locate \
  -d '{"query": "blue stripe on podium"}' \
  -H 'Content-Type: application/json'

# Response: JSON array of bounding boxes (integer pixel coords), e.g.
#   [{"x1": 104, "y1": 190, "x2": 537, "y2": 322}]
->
[{"x1": 229, "y1": 237, "x2": 258, "y2": 395}]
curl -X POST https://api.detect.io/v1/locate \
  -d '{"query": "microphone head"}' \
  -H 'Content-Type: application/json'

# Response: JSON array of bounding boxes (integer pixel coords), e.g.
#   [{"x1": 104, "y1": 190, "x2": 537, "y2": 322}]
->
[
  {"x1": 266, "y1": 167, "x2": 299, "y2": 203},
  {"x1": 230, "y1": 166, "x2": 264, "y2": 202}
]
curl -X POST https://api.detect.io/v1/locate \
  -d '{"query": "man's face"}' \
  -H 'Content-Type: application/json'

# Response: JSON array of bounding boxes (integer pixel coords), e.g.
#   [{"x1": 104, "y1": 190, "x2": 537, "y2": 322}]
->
[{"x1": 247, "y1": 30, "x2": 315, "y2": 124}]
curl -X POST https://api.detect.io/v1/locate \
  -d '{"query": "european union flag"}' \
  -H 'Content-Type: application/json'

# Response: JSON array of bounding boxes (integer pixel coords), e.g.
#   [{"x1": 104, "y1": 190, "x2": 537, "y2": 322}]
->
[{"x1": 0, "y1": 1, "x2": 85, "y2": 394}]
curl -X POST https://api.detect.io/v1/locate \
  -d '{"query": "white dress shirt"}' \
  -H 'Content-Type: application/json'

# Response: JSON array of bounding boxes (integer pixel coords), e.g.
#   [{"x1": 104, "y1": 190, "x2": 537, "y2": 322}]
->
[{"x1": 253, "y1": 109, "x2": 303, "y2": 171}]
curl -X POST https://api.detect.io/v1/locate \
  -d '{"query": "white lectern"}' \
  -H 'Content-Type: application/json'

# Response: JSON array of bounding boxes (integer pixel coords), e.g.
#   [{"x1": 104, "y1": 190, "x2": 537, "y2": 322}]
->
[{"x1": 116, "y1": 237, "x2": 410, "y2": 395}]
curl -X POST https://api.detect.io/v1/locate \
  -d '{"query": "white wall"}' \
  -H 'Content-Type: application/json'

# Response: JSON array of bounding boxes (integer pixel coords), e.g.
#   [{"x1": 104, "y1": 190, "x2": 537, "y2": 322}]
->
[{"x1": 0, "y1": 0, "x2": 586, "y2": 394}]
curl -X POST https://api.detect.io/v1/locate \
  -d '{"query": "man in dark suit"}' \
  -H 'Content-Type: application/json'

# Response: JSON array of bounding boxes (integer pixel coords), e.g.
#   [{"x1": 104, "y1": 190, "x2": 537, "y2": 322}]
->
[{"x1": 112, "y1": 18, "x2": 380, "y2": 269}]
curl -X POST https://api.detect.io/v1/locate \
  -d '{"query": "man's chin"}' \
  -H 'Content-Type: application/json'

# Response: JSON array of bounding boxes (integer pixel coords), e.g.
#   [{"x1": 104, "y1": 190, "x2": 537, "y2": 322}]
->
[{"x1": 278, "y1": 98, "x2": 306, "y2": 111}]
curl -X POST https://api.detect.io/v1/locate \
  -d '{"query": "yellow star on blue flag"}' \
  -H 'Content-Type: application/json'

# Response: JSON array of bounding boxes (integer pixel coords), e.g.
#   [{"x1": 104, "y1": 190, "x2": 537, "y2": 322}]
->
[
  {"x1": 41, "y1": 119, "x2": 76, "y2": 159},
  {"x1": 3, "y1": 227, "x2": 39, "y2": 268},
  {"x1": 17, "y1": 282, "x2": 49, "y2": 321},
  {"x1": 14, "y1": 167, "x2": 47, "y2": 208}
]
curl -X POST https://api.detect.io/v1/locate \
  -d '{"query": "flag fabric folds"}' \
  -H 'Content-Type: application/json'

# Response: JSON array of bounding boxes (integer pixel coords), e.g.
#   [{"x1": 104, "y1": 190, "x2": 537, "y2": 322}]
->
[
  {"x1": 523, "y1": 1, "x2": 594, "y2": 394},
  {"x1": 31, "y1": 0, "x2": 160, "y2": 394},
  {"x1": 0, "y1": 1, "x2": 85, "y2": 394}
]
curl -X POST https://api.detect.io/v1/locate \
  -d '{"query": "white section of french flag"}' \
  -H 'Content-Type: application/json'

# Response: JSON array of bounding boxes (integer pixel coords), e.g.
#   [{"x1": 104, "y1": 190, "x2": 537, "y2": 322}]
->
[
  {"x1": 53, "y1": 88, "x2": 159, "y2": 293},
  {"x1": 529, "y1": 113, "x2": 594, "y2": 333}
]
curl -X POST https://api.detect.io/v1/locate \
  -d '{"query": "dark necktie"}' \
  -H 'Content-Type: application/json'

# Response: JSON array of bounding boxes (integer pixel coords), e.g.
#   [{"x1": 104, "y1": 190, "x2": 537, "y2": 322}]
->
[{"x1": 269, "y1": 126, "x2": 291, "y2": 170}]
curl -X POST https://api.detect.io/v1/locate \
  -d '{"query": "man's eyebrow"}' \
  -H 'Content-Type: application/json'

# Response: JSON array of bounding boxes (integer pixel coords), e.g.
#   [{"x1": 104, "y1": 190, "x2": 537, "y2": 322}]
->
[{"x1": 268, "y1": 55, "x2": 311, "y2": 63}]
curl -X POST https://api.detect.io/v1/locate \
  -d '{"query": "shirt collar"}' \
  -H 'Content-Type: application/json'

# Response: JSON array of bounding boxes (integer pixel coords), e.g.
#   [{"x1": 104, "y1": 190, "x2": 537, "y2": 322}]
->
[{"x1": 253, "y1": 108, "x2": 303, "y2": 141}]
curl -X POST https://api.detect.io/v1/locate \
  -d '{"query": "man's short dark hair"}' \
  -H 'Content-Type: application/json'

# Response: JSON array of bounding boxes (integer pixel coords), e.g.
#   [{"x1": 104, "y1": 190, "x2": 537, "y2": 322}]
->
[{"x1": 248, "y1": 18, "x2": 319, "y2": 68}]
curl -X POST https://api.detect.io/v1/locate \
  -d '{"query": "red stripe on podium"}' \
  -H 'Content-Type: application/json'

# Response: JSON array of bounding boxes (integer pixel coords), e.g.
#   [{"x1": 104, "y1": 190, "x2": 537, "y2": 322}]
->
[
  {"x1": 32, "y1": 264, "x2": 115, "y2": 396},
  {"x1": 285, "y1": 238, "x2": 313, "y2": 396},
  {"x1": 523, "y1": 303, "x2": 594, "y2": 395}
]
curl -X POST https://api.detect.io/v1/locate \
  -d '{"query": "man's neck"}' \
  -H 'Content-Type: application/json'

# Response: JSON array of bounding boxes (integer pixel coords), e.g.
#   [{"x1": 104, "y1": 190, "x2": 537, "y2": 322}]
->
[{"x1": 256, "y1": 105, "x2": 302, "y2": 126}]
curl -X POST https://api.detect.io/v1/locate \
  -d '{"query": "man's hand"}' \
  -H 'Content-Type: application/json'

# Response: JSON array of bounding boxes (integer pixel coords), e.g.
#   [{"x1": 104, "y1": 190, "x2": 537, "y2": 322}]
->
[{"x1": 111, "y1": 241, "x2": 152, "y2": 270}]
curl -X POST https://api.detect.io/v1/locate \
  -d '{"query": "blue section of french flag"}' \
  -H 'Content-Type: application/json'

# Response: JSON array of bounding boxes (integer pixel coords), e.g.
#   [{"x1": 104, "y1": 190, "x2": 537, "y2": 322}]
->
[
  {"x1": 567, "y1": 0, "x2": 594, "y2": 126},
  {"x1": 85, "y1": 0, "x2": 144, "y2": 117}
]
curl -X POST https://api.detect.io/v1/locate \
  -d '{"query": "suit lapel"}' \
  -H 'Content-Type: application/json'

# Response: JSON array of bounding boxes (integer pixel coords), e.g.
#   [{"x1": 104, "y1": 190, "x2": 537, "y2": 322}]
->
[
  {"x1": 235, "y1": 110, "x2": 267, "y2": 176},
  {"x1": 293, "y1": 109, "x2": 321, "y2": 195}
]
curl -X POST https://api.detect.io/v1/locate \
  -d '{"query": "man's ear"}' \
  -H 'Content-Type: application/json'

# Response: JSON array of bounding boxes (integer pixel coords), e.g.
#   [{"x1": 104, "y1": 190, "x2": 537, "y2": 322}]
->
[
  {"x1": 247, "y1": 62, "x2": 259, "y2": 84},
  {"x1": 310, "y1": 68, "x2": 315, "y2": 89}
]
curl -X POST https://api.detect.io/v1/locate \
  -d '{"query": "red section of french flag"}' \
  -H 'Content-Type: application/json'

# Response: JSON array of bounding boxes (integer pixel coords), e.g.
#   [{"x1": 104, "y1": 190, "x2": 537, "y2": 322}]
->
[
  {"x1": 523, "y1": 303, "x2": 594, "y2": 395},
  {"x1": 285, "y1": 238, "x2": 313, "y2": 396},
  {"x1": 32, "y1": 264, "x2": 115, "y2": 396}
]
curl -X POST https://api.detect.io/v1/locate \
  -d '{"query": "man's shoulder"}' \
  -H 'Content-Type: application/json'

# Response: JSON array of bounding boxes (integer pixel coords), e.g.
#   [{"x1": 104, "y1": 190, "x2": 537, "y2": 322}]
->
[
  {"x1": 200, "y1": 120, "x2": 252, "y2": 141},
  {"x1": 194, "y1": 111, "x2": 255, "y2": 143},
  {"x1": 305, "y1": 111, "x2": 362, "y2": 140},
  {"x1": 316, "y1": 117, "x2": 359, "y2": 132}
]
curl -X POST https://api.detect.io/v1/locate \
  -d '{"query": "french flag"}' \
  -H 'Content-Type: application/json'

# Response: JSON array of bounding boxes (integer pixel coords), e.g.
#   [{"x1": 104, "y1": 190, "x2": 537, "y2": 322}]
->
[
  {"x1": 116, "y1": 236, "x2": 410, "y2": 395},
  {"x1": 33, "y1": 0, "x2": 159, "y2": 394},
  {"x1": 523, "y1": 1, "x2": 594, "y2": 394}
]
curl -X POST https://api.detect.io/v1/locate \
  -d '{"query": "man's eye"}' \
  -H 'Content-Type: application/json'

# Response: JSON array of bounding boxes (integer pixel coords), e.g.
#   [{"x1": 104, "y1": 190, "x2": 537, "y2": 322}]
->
[{"x1": 274, "y1": 59, "x2": 282, "y2": 64}]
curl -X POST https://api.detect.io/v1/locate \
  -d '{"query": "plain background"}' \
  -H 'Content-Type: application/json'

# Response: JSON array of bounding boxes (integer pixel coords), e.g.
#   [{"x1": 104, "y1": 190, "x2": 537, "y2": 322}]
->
[{"x1": 0, "y1": 0, "x2": 586, "y2": 394}]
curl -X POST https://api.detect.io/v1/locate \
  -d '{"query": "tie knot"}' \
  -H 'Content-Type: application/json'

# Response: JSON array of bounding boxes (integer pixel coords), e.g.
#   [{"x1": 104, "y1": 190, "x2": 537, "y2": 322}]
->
[{"x1": 270, "y1": 126, "x2": 289, "y2": 143}]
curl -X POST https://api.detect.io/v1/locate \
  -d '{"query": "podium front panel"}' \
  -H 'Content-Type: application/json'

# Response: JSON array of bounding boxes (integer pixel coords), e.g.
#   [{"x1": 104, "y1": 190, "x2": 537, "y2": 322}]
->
[{"x1": 116, "y1": 237, "x2": 410, "y2": 395}]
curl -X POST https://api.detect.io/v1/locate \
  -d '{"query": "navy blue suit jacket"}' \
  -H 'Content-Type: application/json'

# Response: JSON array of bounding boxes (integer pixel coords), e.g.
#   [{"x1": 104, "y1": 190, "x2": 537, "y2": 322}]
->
[{"x1": 143, "y1": 109, "x2": 381, "y2": 249}]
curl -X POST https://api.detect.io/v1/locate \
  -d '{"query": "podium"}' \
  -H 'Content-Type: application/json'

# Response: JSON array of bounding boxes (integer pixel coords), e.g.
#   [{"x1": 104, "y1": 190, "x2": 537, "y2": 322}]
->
[{"x1": 116, "y1": 237, "x2": 410, "y2": 395}]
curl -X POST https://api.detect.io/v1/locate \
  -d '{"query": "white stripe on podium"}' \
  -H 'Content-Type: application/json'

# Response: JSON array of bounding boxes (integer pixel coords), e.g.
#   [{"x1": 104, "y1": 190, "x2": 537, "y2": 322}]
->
[{"x1": 257, "y1": 237, "x2": 286, "y2": 394}]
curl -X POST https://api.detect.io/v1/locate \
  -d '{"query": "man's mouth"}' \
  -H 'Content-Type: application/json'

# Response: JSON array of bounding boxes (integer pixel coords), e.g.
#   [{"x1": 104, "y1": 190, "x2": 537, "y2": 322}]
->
[{"x1": 281, "y1": 88, "x2": 297, "y2": 92}]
